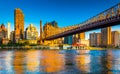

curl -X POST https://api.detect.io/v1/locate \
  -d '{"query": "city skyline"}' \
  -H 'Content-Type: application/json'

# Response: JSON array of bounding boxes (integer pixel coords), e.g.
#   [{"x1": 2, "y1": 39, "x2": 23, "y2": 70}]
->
[
  {"x1": 0, "y1": 1, "x2": 120, "y2": 73},
  {"x1": 0, "y1": 0, "x2": 120, "y2": 39}
]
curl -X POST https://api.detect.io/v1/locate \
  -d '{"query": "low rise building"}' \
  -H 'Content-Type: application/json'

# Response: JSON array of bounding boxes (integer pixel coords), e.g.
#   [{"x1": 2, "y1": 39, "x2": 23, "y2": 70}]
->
[
  {"x1": 18, "y1": 40, "x2": 37, "y2": 45},
  {"x1": 2, "y1": 38, "x2": 9, "y2": 45},
  {"x1": 79, "y1": 39, "x2": 89, "y2": 46}
]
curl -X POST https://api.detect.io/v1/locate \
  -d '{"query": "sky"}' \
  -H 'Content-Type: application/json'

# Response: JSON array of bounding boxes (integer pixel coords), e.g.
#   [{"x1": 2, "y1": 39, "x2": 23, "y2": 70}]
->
[{"x1": 0, "y1": 0, "x2": 120, "y2": 39}]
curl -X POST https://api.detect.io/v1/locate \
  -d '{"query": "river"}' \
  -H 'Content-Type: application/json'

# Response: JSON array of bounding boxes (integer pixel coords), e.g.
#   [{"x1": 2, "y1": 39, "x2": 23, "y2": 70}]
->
[{"x1": 0, "y1": 49, "x2": 120, "y2": 74}]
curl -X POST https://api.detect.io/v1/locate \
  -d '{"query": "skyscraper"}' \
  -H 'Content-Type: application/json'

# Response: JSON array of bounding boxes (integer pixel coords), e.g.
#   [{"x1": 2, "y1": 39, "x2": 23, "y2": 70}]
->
[
  {"x1": 101, "y1": 27, "x2": 111, "y2": 47},
  {"x1": 14, "y1": 8, "x2": 24, "y2": 43},
  {"x1": 7, "y1": 22, "x2": 10, "y2": 39}
]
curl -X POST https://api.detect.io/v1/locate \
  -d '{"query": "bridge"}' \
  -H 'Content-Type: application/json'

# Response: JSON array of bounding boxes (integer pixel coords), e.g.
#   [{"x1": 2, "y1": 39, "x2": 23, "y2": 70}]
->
[{"x1": 44, "y1": 3, "x2": 120, "y2": 40}]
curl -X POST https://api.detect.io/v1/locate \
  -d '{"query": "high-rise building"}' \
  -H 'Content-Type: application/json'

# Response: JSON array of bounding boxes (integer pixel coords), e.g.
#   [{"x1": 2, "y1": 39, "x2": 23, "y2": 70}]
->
[
  {"x1": 25, "y1": 24, "x2": 38, "y2": 40},
  {"x1": 89, "y1": 32, "x2": 101, "y2": 47},
  {"x1": 96, "y1": 33, "x2": 101, "y2": 46},
  {"x1": 111, "y1": 31, "x2": 119, "y2": 47},
  {"x1": 101, "y1": 27, "x2": 111, "y2": 47},
  {"x1": 90, "y1": 32, "x2": 96, "y2": 47},
  {"x1": 7, "y1": 22, "x2": 10, "y2": 39},
  {"x1": 14, "y1": 8, "x2": 24, "y2": 43}
]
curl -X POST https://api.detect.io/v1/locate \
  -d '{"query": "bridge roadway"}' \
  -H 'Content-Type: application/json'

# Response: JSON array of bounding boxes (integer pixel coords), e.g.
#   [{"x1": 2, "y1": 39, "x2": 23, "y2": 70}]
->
[{"x1": 45, "y1": 3, "x2": 120, "y2": 40}]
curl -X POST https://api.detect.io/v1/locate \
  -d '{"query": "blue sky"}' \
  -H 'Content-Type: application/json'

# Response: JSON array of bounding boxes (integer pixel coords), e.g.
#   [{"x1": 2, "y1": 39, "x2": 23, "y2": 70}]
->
[{"x1": 0, "y1": 0, "x2": 120, "y2": 39}]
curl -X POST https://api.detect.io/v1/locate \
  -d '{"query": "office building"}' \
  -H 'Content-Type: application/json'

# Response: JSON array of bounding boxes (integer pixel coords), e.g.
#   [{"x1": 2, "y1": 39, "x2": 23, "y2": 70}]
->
[{"x1": 14, "y1": 8, "x2": 24, "y2": 43}]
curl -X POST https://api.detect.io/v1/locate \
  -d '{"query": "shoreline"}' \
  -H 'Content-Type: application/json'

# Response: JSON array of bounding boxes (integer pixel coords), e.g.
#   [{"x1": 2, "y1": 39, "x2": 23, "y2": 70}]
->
[
  {"x1": 0, "y1": 46, "x2": 120, "y2": 50},
  {"x1": 88, "y1": 47, "x2": 120, "y2": 50}
]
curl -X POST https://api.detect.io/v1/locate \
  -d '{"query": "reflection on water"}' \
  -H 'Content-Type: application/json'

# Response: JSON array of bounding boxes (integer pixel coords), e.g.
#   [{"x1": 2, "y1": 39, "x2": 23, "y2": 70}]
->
[
  {"x1": 40, "y1": 50, "x2": 65, "y2": 73},
  {"x1": 0, "y1": 49, "x2": 120, "y2": 74},
  {"x1": 25, "y1": 50, "x2": 40, "y2": 73},
  {"x1": 0, "y1": 51, "x2": 14, "y2": 74},
  {"x1": 13, "y1": 51, "x2": 25, "y2": 74},
  {"x1": 106, "y1": 50, "x2": 120, "y2": 74},
  {"x1": 76, "y1": 50, "x2": 90, "y2": 74}
]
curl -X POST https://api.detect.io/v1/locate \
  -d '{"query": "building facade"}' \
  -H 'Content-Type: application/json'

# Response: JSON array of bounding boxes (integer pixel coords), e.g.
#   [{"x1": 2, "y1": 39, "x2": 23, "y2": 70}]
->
[
  {"x1": 90, "y1": 32, "x2": 96, "y2": 47},
  {"x1": 64, "y1": 35, "x2": 73, "y2": 45},
  {"x1": 43, "y1": 21, "x2": 59, "y2": 38},
  {"x1": 119, "y1": 33, "x2": 120, "y2": 48},
  {"x1": 78, "y1": 32, "x2": 85, "y2": 40},
  {"x1": 43, "y1": 21, "x2": 64, "y2": 46},
  {"x1": 10, "y1": 31, "x2": 14, "y2": 42},
  {"x1": 96, "y1": 33, "x2": 101, "y2": 47},
  {"x1": 111, "y1": 31, "x2": 119, "y2": 47},
  {"x1": 25, "y1": 24, "x2": 38, "y2": 40},
  {"x1": 79, "y1": 39, "x2": 89, "y2": 46},
  {"x1": 14, "y1": 8, "x2": 24, "y2": 43},
  {"x1": 89, "y1": 32, "x2": 101, "y2": 47},
  {"x1": 101, "y1": 27, "x2": 111, "y2": 47},
  {"x1": 0, "y1": 24, "x2": 8, "y2": 44},
  {"x1": 73, "y1": 34, "x2": 79, "y2": 44}
]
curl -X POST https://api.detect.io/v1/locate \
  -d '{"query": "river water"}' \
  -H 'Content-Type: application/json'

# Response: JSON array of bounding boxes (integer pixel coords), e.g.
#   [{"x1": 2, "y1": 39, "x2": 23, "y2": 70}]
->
[{"x1": 0, "y1": 49, "x2": 120, "y2": 74}]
